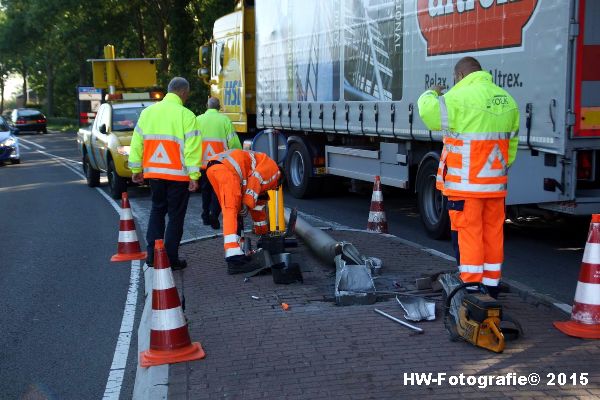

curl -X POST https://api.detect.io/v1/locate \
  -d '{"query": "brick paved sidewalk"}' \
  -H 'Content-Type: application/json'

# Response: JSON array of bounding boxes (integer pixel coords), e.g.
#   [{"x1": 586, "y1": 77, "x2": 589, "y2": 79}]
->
[{"x1": 167, "y1": 229, "x2": 600, "y2": 400}]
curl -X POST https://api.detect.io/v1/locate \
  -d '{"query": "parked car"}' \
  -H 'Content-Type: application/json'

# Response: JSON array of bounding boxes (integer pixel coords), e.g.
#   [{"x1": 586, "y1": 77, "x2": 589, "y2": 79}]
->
[
  {"x1": 10, "y1": 108, "x2": 47, "y2": 134},
  {"x1": 0, "y1": 116, "x2": 21, "y2": 164},
  {"x1": 77, "y1": 96, "x2": 157, "y2": 199}
]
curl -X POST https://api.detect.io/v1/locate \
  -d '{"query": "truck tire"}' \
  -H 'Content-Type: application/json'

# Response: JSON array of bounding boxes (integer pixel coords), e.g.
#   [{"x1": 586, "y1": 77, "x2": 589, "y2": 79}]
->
[
  {"x1": 285, "y1": 141, "x2": 319, "y2": 198},
  {"x1": 83, "y1": 154, "x2": 100, "y2": 188},
  {"x1": 108, "y1": 159, "x2": 127, "y2": 199},
  {"x1": 416, "y1": 157, "x2": 449, "y2": 239}
]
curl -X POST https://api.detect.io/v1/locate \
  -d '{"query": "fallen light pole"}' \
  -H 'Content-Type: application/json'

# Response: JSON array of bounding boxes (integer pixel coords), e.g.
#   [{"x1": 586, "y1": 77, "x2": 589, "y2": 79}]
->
[{"x1": 284, "y1": 209, "x2": 378, "y2": 305}]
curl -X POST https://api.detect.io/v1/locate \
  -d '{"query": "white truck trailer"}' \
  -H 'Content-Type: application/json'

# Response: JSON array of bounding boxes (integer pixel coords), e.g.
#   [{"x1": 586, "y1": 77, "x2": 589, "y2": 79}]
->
[{"x1": 200, "y1": 0, "x2": 600, "y2": 238}]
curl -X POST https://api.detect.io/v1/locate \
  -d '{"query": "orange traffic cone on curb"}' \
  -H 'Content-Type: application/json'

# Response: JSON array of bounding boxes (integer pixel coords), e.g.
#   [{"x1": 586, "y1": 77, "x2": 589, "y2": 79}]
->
[
  {"x1": 140, "y1": 240, "x2": 205, "y2": 367},
  {"x1": 367, "y1": 176, "x2": 388, "y2": 234},
  {"x1": 554, "y1": 214, "x2": 600, "y2": 339},
  {"x1": 111, "y1": 192, "x2": 147, "y2": 262}
]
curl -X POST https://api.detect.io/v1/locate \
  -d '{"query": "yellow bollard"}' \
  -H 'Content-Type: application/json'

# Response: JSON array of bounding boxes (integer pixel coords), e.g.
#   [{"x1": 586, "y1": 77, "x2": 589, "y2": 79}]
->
[
  {"x1": 103, "y1": 44, "x2": 117, "y2": 94},
  {"x1": 267, "y1": 186, "x2": 286, "y2": 233}
]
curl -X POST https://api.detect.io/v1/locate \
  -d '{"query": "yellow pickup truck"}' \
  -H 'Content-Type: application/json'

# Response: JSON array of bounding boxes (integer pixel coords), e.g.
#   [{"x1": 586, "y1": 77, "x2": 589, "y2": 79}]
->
[{"x1": 77, "y1": 94, "x2": 159, "y2": 199}]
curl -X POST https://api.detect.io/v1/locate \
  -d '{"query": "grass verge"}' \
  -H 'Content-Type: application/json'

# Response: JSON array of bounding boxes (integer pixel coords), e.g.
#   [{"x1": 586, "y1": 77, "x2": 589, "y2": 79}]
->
[{"x1": 47, "y1": 117, "x2": 79, "y2": 133}]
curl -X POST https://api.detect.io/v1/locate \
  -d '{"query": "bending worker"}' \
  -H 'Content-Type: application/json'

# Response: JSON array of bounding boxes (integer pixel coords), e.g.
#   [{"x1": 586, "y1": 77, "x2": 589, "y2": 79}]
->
[
  {"x1": 129, "y1": 77, "x2": 202, "y2": 270},
  {"x1": 206, "y1": 149, "x2": 281, "y2": 274},
  {"x1": 196, "y1": 97, "x2": 241, "y2": 229},
  {"x1": 417, "y1": 57, "x2": 520, "y2": 298}
]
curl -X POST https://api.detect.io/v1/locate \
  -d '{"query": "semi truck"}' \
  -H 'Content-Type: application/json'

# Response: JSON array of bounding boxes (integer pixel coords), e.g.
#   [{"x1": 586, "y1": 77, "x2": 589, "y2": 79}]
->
[{"x1": 199, "y1": 0, "x2": 600, "y2": 238}]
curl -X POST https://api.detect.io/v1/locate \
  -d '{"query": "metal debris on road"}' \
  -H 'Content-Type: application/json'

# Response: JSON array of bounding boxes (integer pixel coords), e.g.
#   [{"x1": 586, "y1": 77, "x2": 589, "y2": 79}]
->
[
  {"x1": 374, "y1": 308, "x2": 424, "y2": 334},
  {"x1": 396, "y1": 295, "x2": 436, "y2": 321}
]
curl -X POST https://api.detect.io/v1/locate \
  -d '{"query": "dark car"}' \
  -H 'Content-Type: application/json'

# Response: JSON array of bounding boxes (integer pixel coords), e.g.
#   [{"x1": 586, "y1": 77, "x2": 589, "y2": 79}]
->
[{"x1": 10, "y1": 108, "x2": 47, "y2": 134}]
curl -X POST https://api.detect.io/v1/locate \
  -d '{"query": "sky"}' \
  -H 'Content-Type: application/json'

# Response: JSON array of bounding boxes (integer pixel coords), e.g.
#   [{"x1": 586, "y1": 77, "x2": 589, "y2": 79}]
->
[{"x1": 2, "y1": 74, "x2": 21, "y2": 102}]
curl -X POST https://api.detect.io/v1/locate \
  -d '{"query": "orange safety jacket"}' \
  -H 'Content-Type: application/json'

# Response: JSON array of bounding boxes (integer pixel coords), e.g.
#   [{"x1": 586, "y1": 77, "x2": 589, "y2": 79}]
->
[
  {"x1": 210, "y1": 149, "x2": 281, "y2": 210},
  {"x1": 436, "y1": 129, "x2": 515, "y2": 198},
  {"x1": 129, "y1": 93, "x2": 202, "y2": 181},
  {"x1": 418, "y1": 71, "x2": 520, "y2": 198},
  {"x1": 196, "y1": 109, "x2": 241, "y2": 169}
]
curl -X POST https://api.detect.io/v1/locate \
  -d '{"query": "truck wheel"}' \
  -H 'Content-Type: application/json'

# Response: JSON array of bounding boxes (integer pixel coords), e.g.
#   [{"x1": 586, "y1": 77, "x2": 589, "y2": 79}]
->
[
  {"x1": 83, "y1": 154, "x2": 100, "y2": 187},
  {"x1": 285, "y1": 141, "x2": 319, "y2": 198},
  {"x1": 416, "y1": 157, "x2": 449, "y2": 239},
  {"x1": 108, "y1": 159, "x2": 127, "y2": 199}
]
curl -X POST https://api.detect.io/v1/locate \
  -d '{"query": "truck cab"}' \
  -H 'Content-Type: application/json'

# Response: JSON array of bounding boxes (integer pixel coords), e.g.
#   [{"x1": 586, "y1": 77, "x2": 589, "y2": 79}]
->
[
  {"x1": 199, "y1": 0, "x2": 256, "y2": 138},
  {"x1": 77, "y1": 92, "x2": 160, "y2": 198}
]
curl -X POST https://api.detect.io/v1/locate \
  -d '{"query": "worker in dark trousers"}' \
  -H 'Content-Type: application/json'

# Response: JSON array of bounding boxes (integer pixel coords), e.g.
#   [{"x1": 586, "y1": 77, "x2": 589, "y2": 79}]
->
[
  {"x1": 196, "y1": 97, "x2": 241, "y2": 229},
  {"x1": 129, "y1": 77, "x2": 202, "y2": 270},
  {"x1": 417, "y1": 57, "x2": 520, "y2": 298}
]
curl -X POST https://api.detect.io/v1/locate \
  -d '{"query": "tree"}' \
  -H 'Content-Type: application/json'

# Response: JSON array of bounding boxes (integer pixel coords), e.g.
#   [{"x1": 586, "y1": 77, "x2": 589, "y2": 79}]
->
[{"x1": 0, "y1": 0, "x2": 236, "y2": 117}]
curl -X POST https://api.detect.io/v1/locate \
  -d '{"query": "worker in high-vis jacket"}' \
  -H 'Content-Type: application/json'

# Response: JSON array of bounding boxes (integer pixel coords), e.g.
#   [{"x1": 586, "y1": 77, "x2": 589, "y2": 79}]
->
[
  {"x1": 417, "y1": 57, "x2": 520, "y2": 298},
  {"x1": 196, "y1": 97, "x2": 241, "y2": 229},
  {"x1": 206, "y1": 149, "x2": 281, "y2": 274},
  {"x1": 129, "y1": 77, "x2": 202, "y2": 271}
]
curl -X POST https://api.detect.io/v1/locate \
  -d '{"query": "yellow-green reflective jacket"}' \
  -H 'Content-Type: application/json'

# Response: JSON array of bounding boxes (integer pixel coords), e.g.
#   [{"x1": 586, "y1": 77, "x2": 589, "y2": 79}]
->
[{"x1": 129, "y1": 93, "x2": 202, "y2": 181}]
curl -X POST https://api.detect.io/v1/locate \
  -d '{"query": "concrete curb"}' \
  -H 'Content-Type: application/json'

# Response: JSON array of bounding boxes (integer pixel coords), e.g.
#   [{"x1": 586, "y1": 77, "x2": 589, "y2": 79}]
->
[{"x1": 132, "y1": 263, "x2": 168, "y2": 400}]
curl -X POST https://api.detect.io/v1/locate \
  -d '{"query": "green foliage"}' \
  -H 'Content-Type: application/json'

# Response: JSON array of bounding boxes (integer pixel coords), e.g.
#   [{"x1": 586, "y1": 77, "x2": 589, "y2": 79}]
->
[
  {"x1": 0, "y1": 0, "x2": 236, "y2": 117},
  {"x1": 47, "y1": 117, "x2": 79, "y2": 132}
]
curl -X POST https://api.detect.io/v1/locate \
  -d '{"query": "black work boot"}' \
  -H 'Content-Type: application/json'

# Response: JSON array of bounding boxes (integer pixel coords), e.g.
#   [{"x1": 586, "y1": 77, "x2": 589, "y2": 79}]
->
[
  {"x1": 171, "y1": 259, "x2": 188, "y2": 271},
  {"x1": 209, "y1": 213, "x2": 220, "y2": 230},
  {"x1": 485, "y1": 285, "x2": 500, "y2": 299}
]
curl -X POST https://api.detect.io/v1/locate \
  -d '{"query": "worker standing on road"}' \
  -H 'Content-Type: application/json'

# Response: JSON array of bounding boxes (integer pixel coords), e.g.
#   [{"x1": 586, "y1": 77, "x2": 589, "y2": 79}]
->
[
  {"x1": 196, "y1": 97, "x2": 241, "y2": 229},
  {"x1": 417, "y1": 57, "x2": 520, "y2": 298},
  {"x1": 206, "y1": 149, "x2": 281, "y2": 274},
  {"x1": 128, "y1": 77, "x2": 202, "y2": 270}
]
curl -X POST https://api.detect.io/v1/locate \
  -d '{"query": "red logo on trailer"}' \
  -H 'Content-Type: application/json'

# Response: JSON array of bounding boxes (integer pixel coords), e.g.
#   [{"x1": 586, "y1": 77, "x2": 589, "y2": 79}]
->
[{"x1": 417, "y1": 0, "x2": 539, "y2": 56}]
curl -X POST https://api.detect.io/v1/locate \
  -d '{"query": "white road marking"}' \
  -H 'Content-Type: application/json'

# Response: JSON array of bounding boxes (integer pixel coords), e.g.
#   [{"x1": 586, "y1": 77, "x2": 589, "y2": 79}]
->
[
  {"x1": 34, "y1": 149, "x2": 139, "y2": 399},
  {"x1": 103, "y1": 260, "x2": 141, "y2": 400},
  {"x1": 36, "y1": 149, "x2": 82, "y2": 165},
  {"x1": 36, "y1": 150, "x2": 119, "y2": 212},
  {"x1": 18, "y1": 137, "x2": 46, "y2": 149},
  {"x1": 18, "y1": 142, "x2": 31, "y2": 150}
]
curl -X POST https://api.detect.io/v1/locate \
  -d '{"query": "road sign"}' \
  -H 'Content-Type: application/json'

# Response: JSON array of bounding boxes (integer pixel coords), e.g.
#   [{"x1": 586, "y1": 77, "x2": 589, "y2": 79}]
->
[
  {"x1": 88, "y1": 58, "x2": 160, "y2": 89},
  {"x1": 78, "y1": 87, "x2": 103, "y2": 101}
]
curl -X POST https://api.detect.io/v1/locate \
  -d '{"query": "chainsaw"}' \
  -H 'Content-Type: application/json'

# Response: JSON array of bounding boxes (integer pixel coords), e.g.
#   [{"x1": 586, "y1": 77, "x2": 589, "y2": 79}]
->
[{"x1": 443, "y1": 282, "x2": 521, "y2": 353}]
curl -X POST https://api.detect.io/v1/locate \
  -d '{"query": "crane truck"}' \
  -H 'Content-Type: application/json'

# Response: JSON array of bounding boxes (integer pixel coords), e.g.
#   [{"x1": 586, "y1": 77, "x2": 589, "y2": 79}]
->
[
  {"x1": 77, "y1": 45, "x2": 162, "y2": 199},
  {"x1": 199, "y1": 0, "x2": 600, "y2": 238}
]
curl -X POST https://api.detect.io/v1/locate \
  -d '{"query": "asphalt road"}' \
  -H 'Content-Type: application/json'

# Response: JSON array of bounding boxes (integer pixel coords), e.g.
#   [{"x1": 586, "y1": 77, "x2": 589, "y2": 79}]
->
[
  {"x1": 284, "y1": 181, "x2": 588, "y2": 305},
  {"x1": 0, "y1": 131, "x2": 141, "y2": 399}
]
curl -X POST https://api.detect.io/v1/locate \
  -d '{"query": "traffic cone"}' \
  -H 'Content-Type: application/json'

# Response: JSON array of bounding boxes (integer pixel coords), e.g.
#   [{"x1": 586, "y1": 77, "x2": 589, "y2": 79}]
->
[
  {"x1": 554, "y1": 214, "x2": 600, "y2": 339},
  {"x1": 367, "y1": 176, "x2": 388, "y2": 234},
  {"x1": 111, "y1": 192, "x2": 146, "y2": 262},
  {"x1": 140, "y1": 240, "x2": 205, "y2": 367}
]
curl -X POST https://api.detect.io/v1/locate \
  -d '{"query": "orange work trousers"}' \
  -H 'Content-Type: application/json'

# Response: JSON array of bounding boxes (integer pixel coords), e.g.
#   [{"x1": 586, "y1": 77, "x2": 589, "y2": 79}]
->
[
  {"x1": 447, "y1": 197, "x2": 505, "y2": 287},
  {"x1": 207, "y1": 164, "x2": 244, "y2": 259},
  {"x1": 249, "y1": 201, "x2": 269, "y2": 235}
]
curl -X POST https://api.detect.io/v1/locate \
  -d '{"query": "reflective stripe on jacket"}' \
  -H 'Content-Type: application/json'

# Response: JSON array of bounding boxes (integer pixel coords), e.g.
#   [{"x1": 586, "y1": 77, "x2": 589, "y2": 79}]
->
[
  {"x1": 417, "y1": 71, "x2": 520, "y2": 198},
  {"x1": 196, "y1": 109, "x2": 241, "y2": 169},
  {"x1": 210, "y1": 149, "x2": 280, "y2": 209},
  {"x1": 436, "y1": 131, "x2": 517, "y2": 196},
  {"x1": 129, "y1": 93, "x2": 202, "y2": 181}
]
